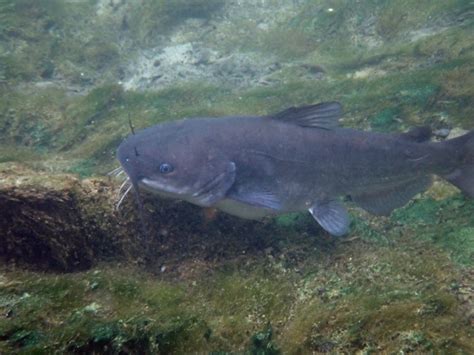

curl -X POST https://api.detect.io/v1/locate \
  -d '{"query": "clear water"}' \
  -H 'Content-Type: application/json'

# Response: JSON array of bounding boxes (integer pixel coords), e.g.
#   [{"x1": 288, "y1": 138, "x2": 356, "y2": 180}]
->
[{"x1": 0, "y1": 0, "x2": 473, "y2": 353}]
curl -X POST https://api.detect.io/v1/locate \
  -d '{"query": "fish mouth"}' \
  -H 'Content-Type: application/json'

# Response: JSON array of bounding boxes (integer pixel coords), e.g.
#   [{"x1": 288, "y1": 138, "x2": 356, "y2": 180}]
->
[
  {"x1": 139, "y1": 170, "x2": 231, "y2": 204},
  {"x1": 139, "y1": 178, "x2": 190, "y2": 198}
]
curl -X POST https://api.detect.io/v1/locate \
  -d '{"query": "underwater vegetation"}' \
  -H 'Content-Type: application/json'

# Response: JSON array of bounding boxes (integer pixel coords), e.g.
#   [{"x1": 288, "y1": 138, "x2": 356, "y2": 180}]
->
[
  {"x1": 0, "y1": 0, "x2": 473, "y2": 353},
  {"x1": 0, "y1": 221, "x2": 473, "y2": 353}
]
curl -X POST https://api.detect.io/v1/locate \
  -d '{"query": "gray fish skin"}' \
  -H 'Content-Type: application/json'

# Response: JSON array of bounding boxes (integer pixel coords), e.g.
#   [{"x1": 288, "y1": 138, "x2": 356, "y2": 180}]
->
[{"x1": 117, "y1": 102, "x2": 474, "y2": 236}]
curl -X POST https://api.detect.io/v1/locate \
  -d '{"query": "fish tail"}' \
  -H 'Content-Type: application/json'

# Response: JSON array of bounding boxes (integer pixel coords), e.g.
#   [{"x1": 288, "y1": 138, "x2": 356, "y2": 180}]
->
[{"x1": 443, "y1": 130, "x2": 474, "y2": 197}]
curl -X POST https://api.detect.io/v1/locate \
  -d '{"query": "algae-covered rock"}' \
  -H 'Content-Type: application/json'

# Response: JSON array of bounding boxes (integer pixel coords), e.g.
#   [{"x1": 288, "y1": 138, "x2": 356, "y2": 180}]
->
[{"x1": 0, "y1": 163, "x2": 127, "y2": 270}]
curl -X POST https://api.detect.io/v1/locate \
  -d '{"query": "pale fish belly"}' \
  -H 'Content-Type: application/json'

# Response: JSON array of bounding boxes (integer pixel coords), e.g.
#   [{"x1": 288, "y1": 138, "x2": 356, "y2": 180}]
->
[{"x1": 215, "y1": 198, "x2": 277, "y2": 220}]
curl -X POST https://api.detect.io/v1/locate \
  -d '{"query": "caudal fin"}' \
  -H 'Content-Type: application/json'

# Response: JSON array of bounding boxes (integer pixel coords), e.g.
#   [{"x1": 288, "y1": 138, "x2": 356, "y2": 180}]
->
[{"x1": 443, "y1": 130, "x2": 474, "y2": 197}]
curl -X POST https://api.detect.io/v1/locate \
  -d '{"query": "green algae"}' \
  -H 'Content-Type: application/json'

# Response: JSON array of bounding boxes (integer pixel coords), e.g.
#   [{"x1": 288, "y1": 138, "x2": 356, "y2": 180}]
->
[
  {"x1": 392, "y1": 195, "x2": 474, "y2": 265},
  {"x1": 4, "y1": 230, "x2": 472, "y2": 354}
]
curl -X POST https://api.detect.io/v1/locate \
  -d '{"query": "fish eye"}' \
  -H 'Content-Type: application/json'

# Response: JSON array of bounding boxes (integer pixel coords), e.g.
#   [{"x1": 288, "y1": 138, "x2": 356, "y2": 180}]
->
[{"x1": 159, "y1": 163, "x2": 173, "y2": 174}]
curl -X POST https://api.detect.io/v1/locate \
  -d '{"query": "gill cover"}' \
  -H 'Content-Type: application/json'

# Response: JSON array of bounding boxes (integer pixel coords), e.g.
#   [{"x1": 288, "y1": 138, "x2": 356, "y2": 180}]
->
[{"x1": 192, "y1": 160, "x2": 236, "y2": 207}]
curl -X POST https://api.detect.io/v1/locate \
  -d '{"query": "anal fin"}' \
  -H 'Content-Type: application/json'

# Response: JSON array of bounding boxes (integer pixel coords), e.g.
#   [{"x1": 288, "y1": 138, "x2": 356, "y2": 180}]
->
[{"x1": 352, "y1": 176, "x2": 432, "y2": 216}]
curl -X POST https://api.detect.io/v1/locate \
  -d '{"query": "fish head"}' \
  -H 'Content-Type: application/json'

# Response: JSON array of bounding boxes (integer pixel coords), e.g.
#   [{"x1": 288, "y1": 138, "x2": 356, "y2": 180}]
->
[{"x1": 117, "y1": 120, "x2": 236, "y2": 206}]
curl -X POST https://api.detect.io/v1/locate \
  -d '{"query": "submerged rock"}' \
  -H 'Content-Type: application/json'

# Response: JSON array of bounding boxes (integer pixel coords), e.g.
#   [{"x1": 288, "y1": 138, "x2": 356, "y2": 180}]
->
[{"x1": 0, "y1": 163, "x2": 126, "y2": 271}]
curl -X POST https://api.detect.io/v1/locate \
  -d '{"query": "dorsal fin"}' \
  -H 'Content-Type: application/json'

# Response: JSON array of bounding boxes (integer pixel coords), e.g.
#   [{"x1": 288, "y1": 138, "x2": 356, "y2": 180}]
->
[
  {"x1": 399, "y1": 126, "x2": 432, "y2": 142},
  {"x1": 272, "y1": 102, "x2": 342, "y2": 130}
]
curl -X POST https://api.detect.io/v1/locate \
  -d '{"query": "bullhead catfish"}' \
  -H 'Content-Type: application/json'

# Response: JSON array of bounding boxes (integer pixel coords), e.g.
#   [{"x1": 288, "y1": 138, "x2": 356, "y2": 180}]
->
[{"x1": 115, "y1": 102, "x2": 474, "y2": 236}]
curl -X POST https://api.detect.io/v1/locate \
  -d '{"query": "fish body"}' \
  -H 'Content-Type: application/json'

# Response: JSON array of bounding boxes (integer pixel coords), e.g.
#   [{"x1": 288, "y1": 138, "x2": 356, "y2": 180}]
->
[{"x1": 117, "y1": 102, "x2": 474, "y2": 236}]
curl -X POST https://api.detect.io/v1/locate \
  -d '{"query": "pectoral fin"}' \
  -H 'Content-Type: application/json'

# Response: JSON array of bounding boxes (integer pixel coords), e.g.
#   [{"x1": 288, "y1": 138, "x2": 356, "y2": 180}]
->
[
  {"x1": 309, "y1": 199, "x2": 350, "y2": 236},
  {"x1": 230, "y1": 190, "x2": 283, "y2": 211}
]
